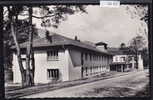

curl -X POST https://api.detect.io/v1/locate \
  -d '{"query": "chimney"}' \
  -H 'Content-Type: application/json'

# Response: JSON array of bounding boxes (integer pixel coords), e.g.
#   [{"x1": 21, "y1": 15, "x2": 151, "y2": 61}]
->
[
  {"x1": 104, "y1": 44, "x2": 107, "y2": 49},
  {"x1": 95, "y1": 42, "x2": 108, "y2": 51},
  {"x1": 46, "y1": 30, "x2": 50, "y2": 38},
  {"x1": 75, "y1": 36, "x2": 78, "y2": 40},
  {"x1": 74, "y1": 36, "x2": 80, "y2": 42},
  {"x1": 46, "y1": 30, "x2": 52, "y2": 43}
]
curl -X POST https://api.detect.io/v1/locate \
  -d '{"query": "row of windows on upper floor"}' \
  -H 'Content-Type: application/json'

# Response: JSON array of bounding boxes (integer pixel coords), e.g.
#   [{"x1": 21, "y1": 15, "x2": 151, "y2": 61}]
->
[
  {"x1": 83, "y1": 53, "x2": 112, "y2": 61},
  {"x1": 114, "y1": 56, "x2": 135, "y2": 62},
  {"x1": 115, "y1": 56, "x2": 126, "y2": 62},
  {"x1": 46, "y1": 50, "x2": 112, "y2": 61},
  {"x1": 47, "y1": 51, "x2": 58, "y2": 61}
]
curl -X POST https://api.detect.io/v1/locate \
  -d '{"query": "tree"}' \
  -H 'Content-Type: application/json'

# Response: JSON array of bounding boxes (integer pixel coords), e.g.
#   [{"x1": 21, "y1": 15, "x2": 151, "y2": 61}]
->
[
  {"x1": 126, "y1": 5, "x2": 149, "y2": 70},
  {"x1": 126, "y1": 5, "x2": 148, "y2": 23},
  {"x1": 126, "y1": 5, "x2": 148, "y2": 38},
  {"x1": 3, "y1": 19, "x2": 38, "y2": 83},
  {"x1": 25, "y1": 5, "x2": 86, "y2": 87},
  {"x1": 6, "y1": 6, "x2": 27, "y2": 87},
  {"x1": 129, "y1": 35, "x2": 146, "y2": 69},
  {"x1": 141, "y1": 47, "x2": 149, "y2": 69},
  {"x1": 4, "y1": 5, "x2": 86, "y2": 87}
]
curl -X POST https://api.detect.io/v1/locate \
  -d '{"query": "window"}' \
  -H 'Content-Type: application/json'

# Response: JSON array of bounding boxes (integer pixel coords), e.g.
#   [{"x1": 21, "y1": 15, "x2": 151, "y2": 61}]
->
[
  {"x1": 128, "y1": 56, "x2": 133, "y2": 61},
  {"x1": 85, "y1": 53, "x2": 88, "y2": 60},
  {"x1": 90, "y1": 67, "x2": 92, "y2": 73},
  {"x1": 121, "y1": 57, "x2": 126, "y2": 61},
  {"x1": 94, "y1": 55, "x2": 96, "y2": 60},
  {"x1": 115, "y1": 57, "x2": 118, "y2": 62},
  {"x1": 90, "y1": 54, "x2": 92, "y2": 61},
  {"x1": 47, "y1": 69, "x2": 59, "y2": 80},
  {"x1": 101, "y1": 56, "x2": 103, "y2": 61},
  {"x1": 93, "y1": 56, "x2": 94, "y2": 60},
  {"x1": 47, "y1": 50, "x2": 58, "y2": 61},
  {"x1": 85, "y1": 67, "x2": 88, "y2": 76}
]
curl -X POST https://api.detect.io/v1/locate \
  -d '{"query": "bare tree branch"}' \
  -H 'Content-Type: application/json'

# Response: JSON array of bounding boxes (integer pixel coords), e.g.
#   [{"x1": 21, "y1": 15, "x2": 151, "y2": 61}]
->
[{"x1": 19, "y1": 13, "x2": 55, "y2": 19}]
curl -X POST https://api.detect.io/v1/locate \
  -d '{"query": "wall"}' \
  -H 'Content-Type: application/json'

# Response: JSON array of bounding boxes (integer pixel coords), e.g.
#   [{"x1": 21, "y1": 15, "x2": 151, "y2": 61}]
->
[
  {"x1": 12, "y1": 48, "x2": 113, "y2": 84},
  {"x1": 12, "y1": 54, "x2": 22, "y2": 83},
  {"x1": 78, "y1": 50, "x2": 112, "y2": 77},
  {"x1": 12, "y1": 49, "x2": 69, "y2": 84},
  {"x1": 113, "y1": 55, "x2": 127, "y2": 62},
  {"x1": 67, "y1": 49, "x2": 82, "y2": 80},
  {"x1": 35, "y1": 49, "x2": 69, "y2": 83},
  {"x1": 33, "y1": 51, "x2": 48, "y2": 83},
  {"x1": 83, "y1": 54, "x2": 112, "y2": 69},
  {"x1": 138, "y1": 55, "x2": 144, "y2": 70},
  {"x1": 68, "y1": 49, "x2": 82, "y2": 66},
  {"x1": 112, "y1": 54, "x2": 144, "y2": 70}
]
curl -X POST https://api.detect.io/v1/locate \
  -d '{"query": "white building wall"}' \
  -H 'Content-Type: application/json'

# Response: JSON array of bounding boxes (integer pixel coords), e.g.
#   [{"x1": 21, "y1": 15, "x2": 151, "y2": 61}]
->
[
  {"x1": 113, "y1": 55, "x2": 127, "y2": 63},
  {"x1": 34, "y1": 51, "x2": 48, "y2": 83},
  {"x1": 112, "y1": 54, "x2": 144, "y2": 70},
  {"x1": 12, "y1": 54, "x2": 27, "y2": 83},
  {"x1": 12, "y1": 49, "x2": 70, "y2": 84},
  {"x1": 12, "y1": 54, "x2": 22, "y2": 83},
  {"x1": 138, "y1": 55, "x2": 144, "y2": 70},
  {"x1": 61, "y1": 49, "x2": 70, "y2": 81},
  {"x1": 12, "y1": 48, "x2": 113, "y2": 84}
]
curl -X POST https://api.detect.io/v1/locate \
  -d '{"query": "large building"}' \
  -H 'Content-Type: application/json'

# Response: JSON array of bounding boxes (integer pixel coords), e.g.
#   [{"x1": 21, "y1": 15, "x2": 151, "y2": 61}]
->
[
  {"x1": 108, "y1": 48, "x2": 144, "y2": 72},
  {"x1": 12, "y1": 31, "x2": 113, "y2": 84}
]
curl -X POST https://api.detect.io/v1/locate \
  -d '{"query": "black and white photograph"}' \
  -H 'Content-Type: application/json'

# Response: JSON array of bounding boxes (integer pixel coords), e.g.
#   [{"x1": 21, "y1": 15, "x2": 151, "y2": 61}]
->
[{"x1": 2, "y1": 3, "x2": 150, "y2": 98}]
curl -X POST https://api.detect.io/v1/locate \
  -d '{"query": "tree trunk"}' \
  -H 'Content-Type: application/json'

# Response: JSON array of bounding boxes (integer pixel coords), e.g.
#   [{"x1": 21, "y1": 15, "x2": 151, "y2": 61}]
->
[
  {"x1": 135, "y1": 50, "x2": 139, "y2": 69},
  {"x1": 30, "y1": 7, "x2": 35, "y2": 86},
  {"x1": 31, "y1": 48, "x2": 35, "y2": 85},
  {"x1": 25, "y1": 7, "x2": 35, "y2": 86},
  {"x1": 8, "y1": 7, "x2": 26, "y2": 87}
]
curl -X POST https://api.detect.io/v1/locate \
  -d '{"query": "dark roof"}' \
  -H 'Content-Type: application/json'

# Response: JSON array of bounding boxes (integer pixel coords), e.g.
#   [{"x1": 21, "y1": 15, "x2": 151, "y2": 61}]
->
[
  {"x1": 107, "y1": 47, "x2": 135, "y2": 55},
  {"x1": 18, "y1": 31, "x2": 113, "y2": 56},
  {"x1": 95, "y1": 42, "x2": 107, "y2": 46}
]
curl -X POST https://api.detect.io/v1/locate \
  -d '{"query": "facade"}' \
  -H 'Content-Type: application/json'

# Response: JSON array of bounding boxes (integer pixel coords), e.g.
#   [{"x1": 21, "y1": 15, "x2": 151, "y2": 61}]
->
[
  {"x1": 12, "y1": 31, "x2": 113, "y2": 84},
  {"x1": 108, "y1": 48, "x2": 144, "y2": 72}
]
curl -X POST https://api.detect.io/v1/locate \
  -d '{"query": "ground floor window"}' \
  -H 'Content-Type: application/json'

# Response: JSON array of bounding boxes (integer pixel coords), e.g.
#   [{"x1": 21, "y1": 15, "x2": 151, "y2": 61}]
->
[
  {"x1": 47, "y1": 69, "x2": 59, "y2": 80},
  {"x1": 90, "y1": 67, "x2": 92, "y2": 73}
]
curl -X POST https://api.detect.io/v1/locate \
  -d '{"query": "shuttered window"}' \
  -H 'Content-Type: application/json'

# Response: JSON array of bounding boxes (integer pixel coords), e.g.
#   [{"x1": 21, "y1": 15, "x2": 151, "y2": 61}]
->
[
  {"x1": 47, "y1": 51, "x2": 58, "y2": 61},
  {"x1": 47, "y1": 69, "x2": 59, "y2": 79}
]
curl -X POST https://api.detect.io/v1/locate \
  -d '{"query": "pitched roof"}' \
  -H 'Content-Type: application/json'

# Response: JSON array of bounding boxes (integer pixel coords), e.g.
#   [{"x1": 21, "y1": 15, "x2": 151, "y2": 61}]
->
[{"x1": 18, "y1": 31, "x2": 113, "y2": 56}]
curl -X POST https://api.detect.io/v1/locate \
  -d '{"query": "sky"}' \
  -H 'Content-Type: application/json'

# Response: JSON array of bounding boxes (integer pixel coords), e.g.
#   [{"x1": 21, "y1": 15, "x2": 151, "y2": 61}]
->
[{"x1": 32, "y1": 5, "x2": 148, "y2": 48}]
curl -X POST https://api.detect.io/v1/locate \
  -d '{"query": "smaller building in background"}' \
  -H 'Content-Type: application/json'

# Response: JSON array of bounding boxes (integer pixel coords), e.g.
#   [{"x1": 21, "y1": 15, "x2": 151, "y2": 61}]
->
[{"x1": 108, "y1": 48, "x2": 144, "y2": 72}]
